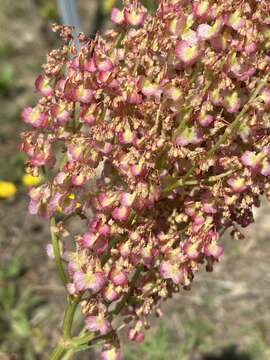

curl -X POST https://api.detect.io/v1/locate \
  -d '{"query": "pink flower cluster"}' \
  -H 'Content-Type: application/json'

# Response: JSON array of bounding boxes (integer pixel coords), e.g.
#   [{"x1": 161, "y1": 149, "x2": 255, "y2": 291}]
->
[{"x1": 21, "y1": 0, "x2": 270, "y2": 358}]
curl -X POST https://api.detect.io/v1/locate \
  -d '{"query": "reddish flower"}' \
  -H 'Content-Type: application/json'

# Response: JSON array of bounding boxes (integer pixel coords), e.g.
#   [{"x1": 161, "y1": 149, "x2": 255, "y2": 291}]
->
[
  {"x1": 204, "y1": 231, "x2": 224, "y2": 259},
  {"x1": 198, "y1": 113, "x2": 214, "y2": 127},
  {"x1": 227, "y1": 177, "x2": 247, "y2": 193},
  {"x1": 101, "y1": 347, "x2": 121, "y2": 360},
  {"x1": 51, "y1": 102, "x2": 70, "y2": 124},
  {"x1": 197, "y1": 20, "x2": 222, "y2": 41},
  {"x1": 102, "y1": 283, "x2": 120, "y2": 302},
  {"x1": 183, "y1": 241, "x2": 200, "y2": 260},
  {"x1": 261, "y1": 161, "x2": 270, "y2": 176},
  {"x1": 85, "y1": 314, "x2": 110, "y2": 335},
  {"x1": 241, "y1": 151, "x2": 261, "y2": 170},
  {"x1": 110, "y1": 267, "x2": 128, "y2": 286},
  {"x1": 261, "y1": 88, "x2": 270, "y2": 106},
  {"x1": 35, "y1": 75, "x2": 53, "y2": 96},
  {"x1": 73, "y1": 85, "x2": 93, "y2": 103},
  {"x1": 21, "y1": 107, "x2": 47, "y2": 128},
  {"x1": 160, "y1": 261, "x2": 184, "y2": 284},
  {"x1": 118, "y1": 129, "x2": 137, "y2": 145},
  {"x1": 204, "y1": 241, "x2": 224, "y2": 259},
  {"x1": 98, "y1": 192, "x2": 118, "y2": 210},
  {"x1": 112, "y1": 206, "x2": 131, "y2": 222},
  {"x1": 175, "y1": 41, "x2": 201, "y2": 66},
  {"x1": 163, "y1": 84, "x2": 182, "y2": 102},
  {"x1": 120, "y1": 192, "x2": 135, "y2": 207},
  {"x1": 124, "y1": 7, "x2": 146, "y2": 27},
  {"x1": 73, "y1": 270, "x2": 106, "y2": 292},
  {"x1": 131, "y1": 163, "x2": 147, "y2": 177},
  {"x1": 128, "y1": 328, "x2": 145, "y2": 342},
  {"x1": 111, "y1": 8, "x2": 125, "y2": 25},
  {"x1": 141, "y1": 79, "x2": 162, "y2": 99},
  {"x1": 67, "y1": 143, "x2": 84, "y2": 162},
  {"x1": 224, "y1": 91, "x2": 241, "y2": 113},
  {"x1": 192, "y1": 1, "x2": 211, "y2": 19},
  {"x1": 227, "y1": 10, "x2": 245, "y2": 31},
  {"x1": 176, "y1": 127, "x2": 203, "y2": 146}
]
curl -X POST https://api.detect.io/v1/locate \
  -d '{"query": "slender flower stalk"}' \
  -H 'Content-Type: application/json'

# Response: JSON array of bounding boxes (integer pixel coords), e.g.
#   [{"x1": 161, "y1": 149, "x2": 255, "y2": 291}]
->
[{"x1": 50, "y1": 218, "x2": 68, "y2": 285}]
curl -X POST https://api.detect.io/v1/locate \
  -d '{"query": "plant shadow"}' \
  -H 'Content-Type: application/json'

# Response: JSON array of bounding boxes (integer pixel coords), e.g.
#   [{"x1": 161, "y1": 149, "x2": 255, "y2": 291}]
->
[{"x1": 202, "y1": 345, "x2": 252, "y2": 360}]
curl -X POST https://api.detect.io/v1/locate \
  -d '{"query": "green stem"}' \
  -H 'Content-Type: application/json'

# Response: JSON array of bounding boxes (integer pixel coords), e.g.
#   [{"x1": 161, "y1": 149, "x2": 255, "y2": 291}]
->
[
  {"x1": 49, "y1": 298, "x2": 81, "y2": 359},
  {"x1": 50, "y1": 345, "x2": 67, "y2": 360},
  {"x1": 49, "y1": 217, "x2": 102, "y2": 359},
  {"x1": 162, "y1": 167, "x2": 240, "y2": 193},
  {"x1": 71, "y1": 331, "x2": 95, "y2": 346},
  {"x1": 49, "y1": 217, "x2": 79, "y2": 359},
  {"x1": 62, "y1": 298, "x2": 80, "y2": 339},
  {"x1": 61, "y1": 350, "x2": 74, "y2": 360},
  {"x1": 174, "y1": 107, "x2": 193, "y2": 139},
  {"x1": 50, "y1": 217, "x2": 68, "y2": 286},
  {"x1": 61, "y1": 349, "x2": 75, "y2": 360},
  {"x1": 162, "y1": 179, "x2": 197, "y2": 193}
]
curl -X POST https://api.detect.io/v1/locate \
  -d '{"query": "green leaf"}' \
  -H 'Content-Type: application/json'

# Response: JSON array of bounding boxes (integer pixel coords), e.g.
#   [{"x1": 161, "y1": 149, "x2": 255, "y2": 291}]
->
[{"x1": 11, "y1": 309, "x2": 31, "y2": 338}]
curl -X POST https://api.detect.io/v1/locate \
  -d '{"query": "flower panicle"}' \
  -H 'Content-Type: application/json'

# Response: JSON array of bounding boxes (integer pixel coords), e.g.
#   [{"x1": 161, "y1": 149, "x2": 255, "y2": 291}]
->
[{"x1": 21, "y1": 0, "x2": 270, "y2": 358}]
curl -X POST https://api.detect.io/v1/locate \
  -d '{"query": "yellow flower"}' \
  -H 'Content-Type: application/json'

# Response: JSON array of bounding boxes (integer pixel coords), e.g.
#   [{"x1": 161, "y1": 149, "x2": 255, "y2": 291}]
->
[
  {"x1": 0, "y1": 181, "x2": 17, "y2": 198},
  {"x1": 22, "y1": 173, "x2": 41, "y2": 187},
  {"x1": 102, "y1": 0, "x2": 116, "y2": 14},
  {"x1": 68, "y1": 193, "x2": 75, "y2": 200}
]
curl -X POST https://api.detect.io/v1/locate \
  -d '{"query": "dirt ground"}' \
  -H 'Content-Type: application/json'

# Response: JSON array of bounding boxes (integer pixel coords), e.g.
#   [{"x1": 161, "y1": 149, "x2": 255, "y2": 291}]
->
[{"x1": 0, "y1": 1, "x2": 270, "y2": 359}]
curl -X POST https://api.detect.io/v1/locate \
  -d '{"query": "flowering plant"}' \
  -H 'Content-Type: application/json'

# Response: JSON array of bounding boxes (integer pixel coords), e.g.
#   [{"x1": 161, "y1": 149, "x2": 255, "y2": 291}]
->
[{"x1": 21, "y1": 0, "x2": 270, "y2": 359}]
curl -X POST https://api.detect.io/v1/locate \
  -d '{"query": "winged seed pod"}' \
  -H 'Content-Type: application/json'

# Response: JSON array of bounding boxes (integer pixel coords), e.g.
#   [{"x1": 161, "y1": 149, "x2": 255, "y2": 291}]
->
[{"x1": 21, "y1": 1, "x2": 270, "y2": 358}]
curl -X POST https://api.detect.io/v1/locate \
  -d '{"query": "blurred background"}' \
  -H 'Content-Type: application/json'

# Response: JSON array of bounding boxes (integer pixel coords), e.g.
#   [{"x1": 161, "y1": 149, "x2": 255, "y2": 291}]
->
[{"x1": 0, "y1": 0, "x2": 270, "y2": 359}]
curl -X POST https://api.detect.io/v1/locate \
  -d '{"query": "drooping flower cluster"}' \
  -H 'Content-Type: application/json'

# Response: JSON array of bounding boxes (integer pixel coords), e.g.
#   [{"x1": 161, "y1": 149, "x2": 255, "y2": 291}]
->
[{"x1": 21, "y1": 0, "x2": 270, "y2": 358}]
